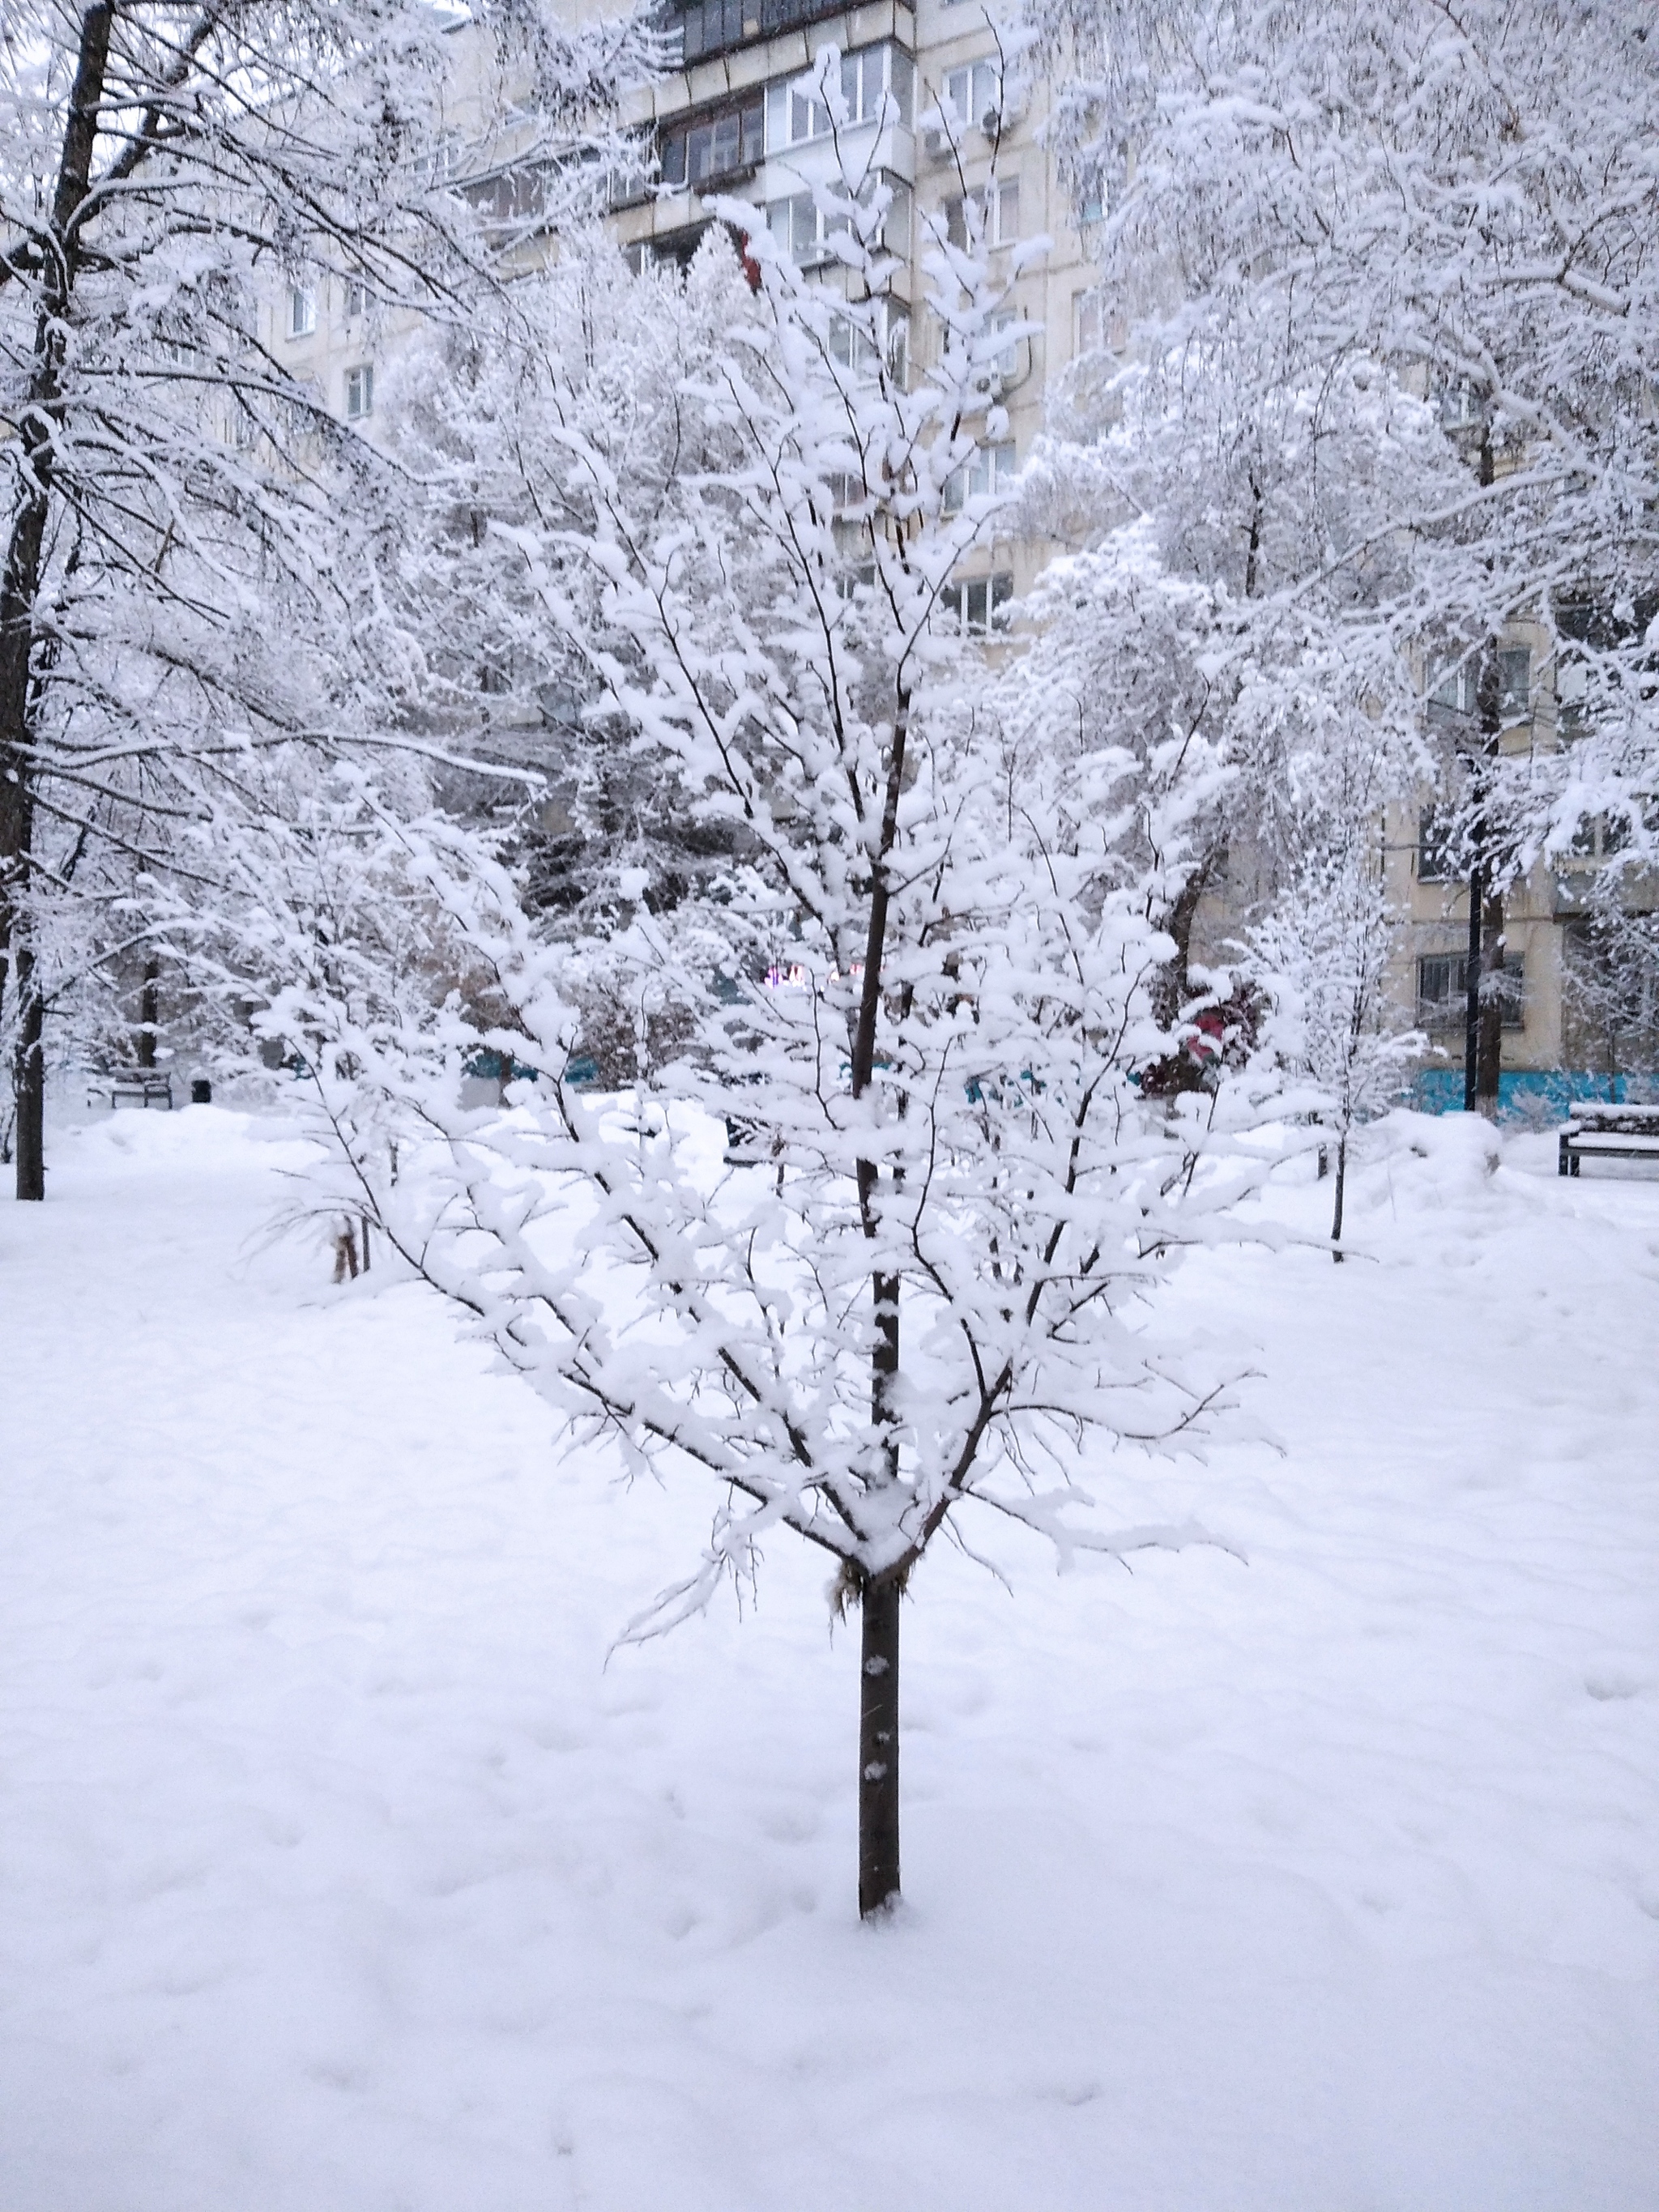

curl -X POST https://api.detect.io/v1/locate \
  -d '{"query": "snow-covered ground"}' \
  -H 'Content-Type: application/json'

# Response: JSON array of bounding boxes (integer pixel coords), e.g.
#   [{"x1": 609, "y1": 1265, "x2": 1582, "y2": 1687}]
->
[{"x1": 2, "y1": 1104, "x2": 1657, "y2": 2211}]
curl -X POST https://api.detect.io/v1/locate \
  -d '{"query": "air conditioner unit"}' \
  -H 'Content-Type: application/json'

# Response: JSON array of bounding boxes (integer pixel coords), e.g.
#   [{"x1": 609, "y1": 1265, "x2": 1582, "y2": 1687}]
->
[
  {"x1": 978, "y1": 106, "x2": 1004, "y2": 139},
  {"x1": 923, "y1": 126, "x2": 952, "y2": 160}
]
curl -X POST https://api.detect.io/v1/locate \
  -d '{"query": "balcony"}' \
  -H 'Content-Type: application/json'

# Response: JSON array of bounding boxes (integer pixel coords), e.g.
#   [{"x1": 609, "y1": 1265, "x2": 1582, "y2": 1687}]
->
[{"x1": 663, "y1": 0, "x2": 875, "y2": 69}]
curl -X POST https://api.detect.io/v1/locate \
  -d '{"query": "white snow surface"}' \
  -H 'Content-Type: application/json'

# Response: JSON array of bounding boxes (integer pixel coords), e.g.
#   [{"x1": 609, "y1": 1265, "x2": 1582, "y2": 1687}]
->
[{"x1": 2, "y1": 1104, "x2": 1657, "y2": 2210}]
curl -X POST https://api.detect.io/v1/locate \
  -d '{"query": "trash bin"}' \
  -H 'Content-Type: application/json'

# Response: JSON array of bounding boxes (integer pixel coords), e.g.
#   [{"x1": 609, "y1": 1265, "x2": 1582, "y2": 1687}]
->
[{"x1": 190, "y1": 1077, "x2": 212, "y2": 1105}]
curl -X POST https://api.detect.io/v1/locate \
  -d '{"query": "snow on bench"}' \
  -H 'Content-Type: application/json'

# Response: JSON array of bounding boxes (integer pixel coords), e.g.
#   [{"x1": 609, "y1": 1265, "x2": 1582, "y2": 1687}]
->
[{"x1": 1558, "y1": 1103, "x2": 1659, "y2": 1176}]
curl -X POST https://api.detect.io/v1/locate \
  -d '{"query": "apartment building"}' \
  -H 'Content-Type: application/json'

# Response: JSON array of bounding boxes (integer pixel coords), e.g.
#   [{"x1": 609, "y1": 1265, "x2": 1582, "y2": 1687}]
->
[
  {"x1": 605, "y1": 0, "x2": 1102, "y2": 620},
  {"x1": 271, "y1": 2, "x2": 1102, "y2": 604}
]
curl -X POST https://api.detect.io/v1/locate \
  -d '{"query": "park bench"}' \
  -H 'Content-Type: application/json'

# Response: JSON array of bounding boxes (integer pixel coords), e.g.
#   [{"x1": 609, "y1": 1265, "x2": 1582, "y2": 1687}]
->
[
  {"x1": 1558, "y1": 1101, "x2": 1659, "y2": 1176},
  {"x1": 89, "y1": 1072, "x2": 173, "y2": 1111}
]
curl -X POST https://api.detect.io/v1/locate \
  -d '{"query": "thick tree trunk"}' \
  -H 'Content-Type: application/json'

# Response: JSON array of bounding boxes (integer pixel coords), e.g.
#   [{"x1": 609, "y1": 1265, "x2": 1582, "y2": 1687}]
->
[{"x1": 858, "y1": 1577, "x2": 902, "y2": 1918}]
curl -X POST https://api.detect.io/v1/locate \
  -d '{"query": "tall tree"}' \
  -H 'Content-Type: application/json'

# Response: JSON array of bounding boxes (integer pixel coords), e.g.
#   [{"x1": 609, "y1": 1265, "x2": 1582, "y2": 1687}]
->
[
  {"x1": 249, "y1": 76, "x2": 1266, "y2": 1920},
  {"x1": 0, "y1": 0, "x2": 650, "y2": 1195}
]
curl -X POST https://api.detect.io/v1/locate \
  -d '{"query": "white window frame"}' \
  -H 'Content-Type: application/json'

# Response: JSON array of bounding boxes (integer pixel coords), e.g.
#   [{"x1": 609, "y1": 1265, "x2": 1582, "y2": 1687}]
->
[
  {"x1": 767, "y1": 45, "x2": 913, "y2": 152},
  {"x1": 286, "y1": 284, "x2": 316, "y2": 339},
  {"x1": 940, "y1": 571, "x2": 1013, "y2": 637},
  {"x1": 1429, "y1": 662, "x2": 1478, "y2": 717},
  {"x1": 344, "y1": 363, "x2": 374, "y2": 421},
  {"x1": 944, "y1": 440, "x2": 1017, "y2": 513},
  {"x1": 991, "y1": 307, "x2": 1022, "y2": 381},
  {"x1": 945, "y1": 178, "x2": 1019, "y2": 252},
  {"x1": 942, "y1": 61, "x2": 1001, "y2": 134},
  {"x1": 768, "y1": 176, "x2": 910, "y2": 266}
]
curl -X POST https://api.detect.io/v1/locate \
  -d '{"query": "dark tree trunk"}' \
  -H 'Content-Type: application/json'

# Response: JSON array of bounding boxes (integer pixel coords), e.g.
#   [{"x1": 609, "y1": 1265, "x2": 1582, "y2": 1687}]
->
[
  {"x1": 1463, "y1": 850, "x2": 1484, "y2": 1111},
  {"x1": 1331, "y1": 1128, "x2": 1347, "y2": 1260},
  {"x1": 846, "y1": 682, "x2": 911, "y2": 1916},
  {"x1": 13, "y1": 940, "x2": 45, "y2": 1202},
  {"x1": 137, "y1": 955, "x2": 160, "y2": 1068},
  {"x1": 1, "y1": 2, "x2": 117, "y2": 1202},
  {"x1": 858, "y1": 1577, "x2": 902, "y2": 1918},
  {"x1": 1475, "y1": 888, "x2": 1505, "y2": 1119}
]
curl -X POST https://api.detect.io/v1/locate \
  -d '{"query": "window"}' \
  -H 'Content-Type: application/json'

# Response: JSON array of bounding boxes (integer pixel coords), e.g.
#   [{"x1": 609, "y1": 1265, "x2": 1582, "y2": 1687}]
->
[
  {"x1": 1074, "y1": 289, "x2": 1103, "y2": 356},
  {"x1": 944, "y1": 441, "x2": 1017, "y2": 513},
  {"x1": 773, "y1": 79, "x2": 833, "y2": 147},
  {"x1": 990, "y1": 308, "x2": 1022, "y2": 381},
  {"x1": 829, "y1": 306, "x2": 876, "y2": 370},
  {"x1": 660, "y1": 97, "x2": 764, "y2": 189},
  {"x1": 674, "y1": 0, "x2": 745, "y2": 63},
  {"x1": 940, "y1": 572, "x2": 1013, "y2": 637},
  {"x1": 1438, "y1": 374, "x2": 1483, "y2": 428},
  {"x1": 286, "y1": 284, "x2": 316, "y2": 339},
  {"x1": 769, "y1": 190, "x2": 830, "y2": 264},
  {"x1": 1557, "y1": 654, "x2": 1589, "y2": 735},
  {"x1": 1564, "y1": 812, "x2": 1634, "y2": 862},
  {"x1": 768, "y1": 176, "x2": 909, "y2": 265},
  {"x1": 942, "y1": 61, "x2": 1001, "y2": 133},
  {"x1": 1428, "y1": 649, "x2": 1531, "y2": 727},
  {"x1": 766, "y1": 52, "x2": 911, "y2": 151},
  {"x1": 1417, "y1": 808, "x2": 1456, "y2": 883},
  {"x1": 823, "y1": 300, "x2": 909, "y2": 383},
  {"x1": 344, "y1": 364, "x2": 373, "y2": 420},
  {"x1": 842, "y1": 44, "x2": 911, "y2": 127},
  {"x1": 1418, "y1": 952, "x2": 1524, "y2": 1029},
  {"x1": 945, "y1": 179, "x2": 1019, "y2": 250},
  {"x1": 1498, "y1": 645, "x2": 1532, "y2": 724},
  {"x1": 343, "y1": 276, "x2": 367, "y2": 320},
  {"x1": 671, "y1": 0, "x2": 851, "y2": 64},
  {"x1": 1428, "y1": 661, "x2": 1478, "y2": 722}
]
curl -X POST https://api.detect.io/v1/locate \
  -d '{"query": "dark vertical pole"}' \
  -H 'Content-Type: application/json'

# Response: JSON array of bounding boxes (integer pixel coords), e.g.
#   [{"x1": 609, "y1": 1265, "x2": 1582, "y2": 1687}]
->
[{"x1": 858, "y1": 1576, "x2": 901, "y2": 1918}]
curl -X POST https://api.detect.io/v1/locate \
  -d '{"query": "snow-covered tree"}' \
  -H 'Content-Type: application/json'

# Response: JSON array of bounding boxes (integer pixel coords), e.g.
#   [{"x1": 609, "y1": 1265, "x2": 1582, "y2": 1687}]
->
[
  {"x1": 1030, "y1": 0, "x2": 1659, "y2": 1112},
  {"x1": 0, "y1": 0, "x2": 651, "y2": 1197},
  {"x1": 1247, "y1": 837, "x2": 1423, "y2": 1258},
  {"x1": 263, "y1": 78, "x2": 1267, "y2": 1920}
]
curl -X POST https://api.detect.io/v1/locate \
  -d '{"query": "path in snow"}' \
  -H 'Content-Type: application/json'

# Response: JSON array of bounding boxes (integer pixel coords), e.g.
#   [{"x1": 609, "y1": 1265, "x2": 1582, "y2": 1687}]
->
[{"x1": 1, "y1": 1106, "x2": 1657, "y2": 2211}]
